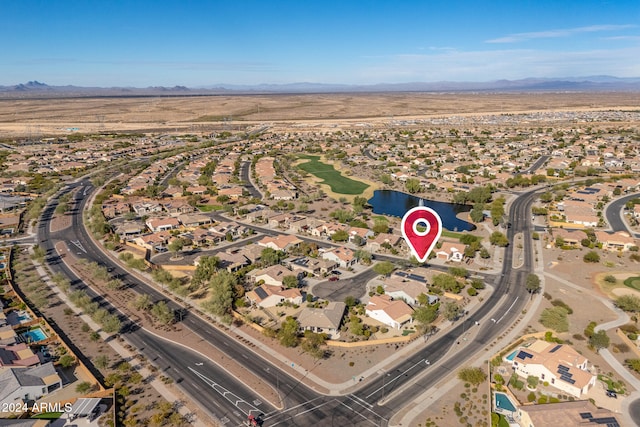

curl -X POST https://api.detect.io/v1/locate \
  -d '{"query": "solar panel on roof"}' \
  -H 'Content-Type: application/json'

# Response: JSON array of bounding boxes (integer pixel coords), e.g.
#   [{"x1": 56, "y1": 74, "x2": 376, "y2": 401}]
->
[
  {"x1": 559, "y1": 374, "x2": 575, "y2": 384},
  {"x1": 516, "y1": 351, "x2": 533, "y2": 360},
  {"x1": 255, "y1": 287, "x2": 268, "y2": 299},
  {"x1": 579, "y1": 412, "x2": 592, "y2": 419},
  {"x1": 549, "y1": 344, "x2": 562, "y2": 353},
  {"x1": 558, "y1": 364, "x2": 570, "y2": 371}
]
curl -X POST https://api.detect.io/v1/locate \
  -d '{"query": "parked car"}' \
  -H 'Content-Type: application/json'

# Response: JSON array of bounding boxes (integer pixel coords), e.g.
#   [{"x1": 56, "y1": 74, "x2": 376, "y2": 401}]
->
[
  {"x1": 328, "y1": 276, "x2": 339, "y2": 282},
  {"x1": 606, "y1": 390, "x2": 617, "y2": 398}
]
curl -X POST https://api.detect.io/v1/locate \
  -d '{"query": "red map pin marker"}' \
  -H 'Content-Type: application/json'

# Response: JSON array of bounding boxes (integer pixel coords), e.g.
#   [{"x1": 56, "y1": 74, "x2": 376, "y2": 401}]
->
[{"x1": 401, "y1": 206, "x2": 443, "y2": 263}]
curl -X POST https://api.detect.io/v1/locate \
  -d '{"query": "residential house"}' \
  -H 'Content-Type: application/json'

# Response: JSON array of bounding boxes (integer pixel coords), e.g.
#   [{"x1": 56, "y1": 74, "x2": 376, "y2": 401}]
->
[
  {"x1": 162, "y1": 200, "x2": 195, "y2": 216},
  {"x1": 551, "y1": 228, "x2": 585, "y2": 247},
  {"x1": 365, "y1": 295, "x2": 414, "y2": 329},
  {"x1": 366, "y1": 233, "x2": 402, "y2": 252},
  {"x1": 435, "y1": 241, "x2": 465, "y2": 262},
  {"x1": 245, "y1": 285, "x2": 303, "y2": 308},
  {"x1": 146, "y1": 217, "x2": 180, "y2": 232},
  {"x1": 177, "y1": 213, "x2": 212, "y2": 228},
  {"x1": 322, "y1": 246, "x2": 356, "y2": 268},
  {"x1": 348, "y1": 227, "x2": 374, "y2": 245},
  {"x1": 0, "y1": 343, "x2": 40, "y2": 367},
  {"x1": 218, "y1": 186, "x2": 244, "y2": 200},
  {"x1": 249, "y1": 264, "x2": 299, "y2": 287},
  {"x1": 516, "y1": 400, "x2": 620, "y2": 427},
  {"x1": 284, "y1": 257, "x2": 337, "y2": 277},
  {"x1": 382, "y1": 275, "x2": 435, "y2": 306},
  {"x1": 595, "y1": 231, "x2": 637, "y2": 252},
  {"x1": 297, "y1": 302, "x2": 346, "y2": 339},
  {"x1": 214, "y1": 251, "x2": 250, "y2": 273},
  {"x1": 132, "y1": 201, "x2": 163, "y2": 216},
  {"x1": 509, "y1": 340, "x2": 596, "y2": 398},
  {"x1": 0, "y1": 362, "x2": 62, "y2": 406},
  {"x1": 133, "y1": 231, "x2": 171, "y2": 251},
  {"x1": 257, "y1": 235, "x2": 302, "y2": 252}
]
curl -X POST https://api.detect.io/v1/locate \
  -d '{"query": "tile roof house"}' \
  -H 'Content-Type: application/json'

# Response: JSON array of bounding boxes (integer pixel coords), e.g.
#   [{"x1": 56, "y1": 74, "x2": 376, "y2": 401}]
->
[
  {"x1": 297, "y1": 302, "x2": 346, "y2": 339},
  {"x1": 146, "y1": 217, "x2": 180, "y2": 232},
  {"x1": 517, "y1": 399, "x2": 620, "y2": 427},
  {"x1": 366, "y1": 295, "x2": 414, "y2": 330},
  {"x1": 382, "y1": 275, "x2": 434, "y2": 306},
  {"x1": 245, "y1": 285, "x2": 303, "y2": 308},
  {"x1": 509, "y1": 340, "x2": 596, "y2": 398},
  {"x1": 248, "y1": 264, "x2": 299, "y2": 287},
  {"x1": 0, "y1": 362, "x2": 62, "y2": 406},
  {"x1": 257, "y1": 235, "x2": 302, "y2": 252},
  {"x1": 595, "y1": 231, "x2": 637, "y2": 252},
  {"x1": 435, "y1": 241, "x2": 465, "y2": 262},
  {"x1": 321, "y1": 246, "x2": 356, "y2": 268},
  {"x1": 0, "y1": 343, "x2": 40, "y2": 368}
]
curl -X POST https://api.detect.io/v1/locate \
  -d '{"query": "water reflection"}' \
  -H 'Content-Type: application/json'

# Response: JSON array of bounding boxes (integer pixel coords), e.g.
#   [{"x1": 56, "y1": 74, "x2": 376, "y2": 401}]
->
[{"x1": 367, "y1": 190, "x2": 475, "y2": 232}]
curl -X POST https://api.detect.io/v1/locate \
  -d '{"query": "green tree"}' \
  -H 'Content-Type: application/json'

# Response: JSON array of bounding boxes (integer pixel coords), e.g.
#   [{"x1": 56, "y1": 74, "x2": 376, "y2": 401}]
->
[
  {"x1": 132, "y1": 293, "x2": 152, "y2": 311},
  {"x1": 589, "y1": 330, "x2": 610, "y2": 353},
  {"x1": 373, "y1": 261, "x2": 395, "y2": 277},
  {"x1": 405, "y1": 178, "x2": 422, "y2": 194},
  {"x1": 344, "y1": 295, "x2": 358, "y2": 308},
  {"x1": 413, "y1": 305, "x2": 439, "y2": 329},
  {"x1": 626, "y1": 359, "x2": 640, "y2": 373},
  {"x1": 301, "y1": 331, "x2": 327, "y2": 359},
  {"x1": 278, "y1": 316, "x2": 300, "y2": 347},
  {"x1": 101, "y1": 314, "x2": 122, "y2": 334},
  {"x1": 443, "y1": 302, "x2": 461, "y2": 321},
  {"x1": 526, "y1": 274, "x2": 541, "y2": 295},
  {"x1": 583, "y1": 251, "x2": 600, "y2": 263},
  {"x1": 433, "y1": 273, "x2": 462, "y2": 293},
  {"x1": 470, "y1": 203, "x2": 485, "y2": 223},
  {"x1": 380, "y1": 174, "x2": 392, "y2": 185},
  {"x1": 526, "y1": 375, "x2": 539, "y2": 389},
  {"x1": 58, "y1": 354, "x2": 76, "y2": 368},
  {"x1": 489, "y1": 231, "x2": 509, "y2": 247},
  {"x1": 457, "y1": 367, "x2": 487, "y2": 386},
  {"x1": 261, "y1": 247, "x2": 284, "y2": 266},
  {"x1": 354, "y1": 249, "x2": 372, "y2": 265},
  {"x1": 204, "y1": 270, "x2": 236, "y2": 317},
  {"x1": 167, "y1": 237, "x2": 186, "y2": 259},
  {"x1": 330, "y1": 229, "x2": 349, "y2": 242},
  {"x1": 150, "y1": 301, "x2": 175, "y2": 325},
  {"x1": 192, "y1": 256, "x2": 219, "y2": 288},
  {"x1": 282, "y1": 275, "x2": 298, "y2": 288}
]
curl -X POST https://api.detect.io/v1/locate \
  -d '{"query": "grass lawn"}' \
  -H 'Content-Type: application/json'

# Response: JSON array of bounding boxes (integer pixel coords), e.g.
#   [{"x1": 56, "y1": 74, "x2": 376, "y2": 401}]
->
[
  {"x1": 624, "y1": 276, "x2": 640, "y2": 291},
  {"x1": 297, "y1": 155, "x2": 369, "y2": 195}
]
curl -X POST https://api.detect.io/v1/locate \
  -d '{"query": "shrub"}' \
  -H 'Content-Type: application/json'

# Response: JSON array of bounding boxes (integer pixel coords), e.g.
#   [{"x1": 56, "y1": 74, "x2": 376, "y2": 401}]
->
[
  {"x1": 539, "y1": 307, "x2": 569, "y2": 332},
  {"x1": 583, "y1": 251, "x2": 600, "y2": 263},
  {"x1": 467, "y1": 287, "x2": 478, "y2": 296},
  {"x1": 527, "y1": 392, "x2": 536, "y2": 402},
  {"x1": 551, "y1": 299, "x2": 574, "y2": 314},
  {"x1": 538, "y1": 395, "x2": 548, "y2": 404},
  {"x1": 604, "y1": 275, "x2": 617, "y2": 284}
]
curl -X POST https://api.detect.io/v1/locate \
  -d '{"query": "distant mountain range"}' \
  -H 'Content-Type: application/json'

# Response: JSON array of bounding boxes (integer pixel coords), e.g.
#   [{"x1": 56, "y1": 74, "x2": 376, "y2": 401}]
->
[{"x1": 1, "y1": 77, "x2": 640, "y2": 98}]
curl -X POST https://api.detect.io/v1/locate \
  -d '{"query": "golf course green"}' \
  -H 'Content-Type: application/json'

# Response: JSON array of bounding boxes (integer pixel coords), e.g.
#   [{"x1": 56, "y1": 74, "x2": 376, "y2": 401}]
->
[{"x1": 297, "y1": 155, "x2": 369, "y2": 195}]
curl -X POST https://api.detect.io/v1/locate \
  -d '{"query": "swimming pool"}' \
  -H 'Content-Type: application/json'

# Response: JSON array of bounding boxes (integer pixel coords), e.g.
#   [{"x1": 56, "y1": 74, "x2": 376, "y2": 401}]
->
[
  {"x1": 505, "y1": 350, "x2": 518, "y2": 361},
  {"x1": 495, "y1": 392, "x2": 517, "y2": 413},
  {"x1": 16, "y1": 311, "x2": 32, "y2": 322},
  {"x1": 0, "y1": 263, "x2": 5, "y2": 270},
  {"x1": 22, "y1": 327, "x2": 47, "y2": 343}
]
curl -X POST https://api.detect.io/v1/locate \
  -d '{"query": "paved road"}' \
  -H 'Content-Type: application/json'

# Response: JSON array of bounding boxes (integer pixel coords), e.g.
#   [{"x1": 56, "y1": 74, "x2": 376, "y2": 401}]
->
[
  {"x1": 605, "y1": 192, "x2": 640, "y2": 237},
  {"x1": 520, "y1": 155, "x2": 550, "y2": 175},
  {"x1": 240, "y1": 160, "x2": 263, "y2": 199}
]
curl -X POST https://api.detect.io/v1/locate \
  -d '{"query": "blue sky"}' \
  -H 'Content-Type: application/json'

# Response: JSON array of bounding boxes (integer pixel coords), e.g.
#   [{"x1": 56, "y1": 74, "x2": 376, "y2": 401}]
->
[{"x1": 2, "y1": 0, "x2": 639, "y2": 87}]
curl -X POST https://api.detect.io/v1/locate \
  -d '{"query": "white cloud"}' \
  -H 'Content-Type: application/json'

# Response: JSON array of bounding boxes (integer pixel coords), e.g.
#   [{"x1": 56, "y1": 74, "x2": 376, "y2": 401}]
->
[
  {"x1": 486, "y1": 24, "x2": 636, "y2": 43},
  {"x1": 356, "y1": 46, "x2": 640, "y2": 83}
]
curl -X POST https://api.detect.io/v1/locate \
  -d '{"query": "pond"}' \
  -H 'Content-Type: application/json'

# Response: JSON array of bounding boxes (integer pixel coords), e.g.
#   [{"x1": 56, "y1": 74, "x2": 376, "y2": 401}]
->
[{"x1": 367, "y1": 190, "x2": 475, "y2": 232}]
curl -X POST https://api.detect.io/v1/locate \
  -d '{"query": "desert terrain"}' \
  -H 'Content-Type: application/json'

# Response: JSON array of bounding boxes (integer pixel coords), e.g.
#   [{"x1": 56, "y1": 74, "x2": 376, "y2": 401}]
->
[{"x1": 0, "y1": 92, "x2": 638, "y2": 138}]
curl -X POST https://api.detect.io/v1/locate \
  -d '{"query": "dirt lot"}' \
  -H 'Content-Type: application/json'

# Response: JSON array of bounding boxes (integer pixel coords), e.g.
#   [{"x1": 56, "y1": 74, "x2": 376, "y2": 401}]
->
[{"x1": 0, "y1": 92, "x2": 639, "y2": 137}]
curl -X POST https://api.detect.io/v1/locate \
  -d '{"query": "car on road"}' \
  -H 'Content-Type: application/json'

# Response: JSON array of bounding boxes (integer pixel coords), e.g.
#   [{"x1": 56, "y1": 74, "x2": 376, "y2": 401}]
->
[{"x1": 328, "y1": 276, "x2": 339, "y2": 281}]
